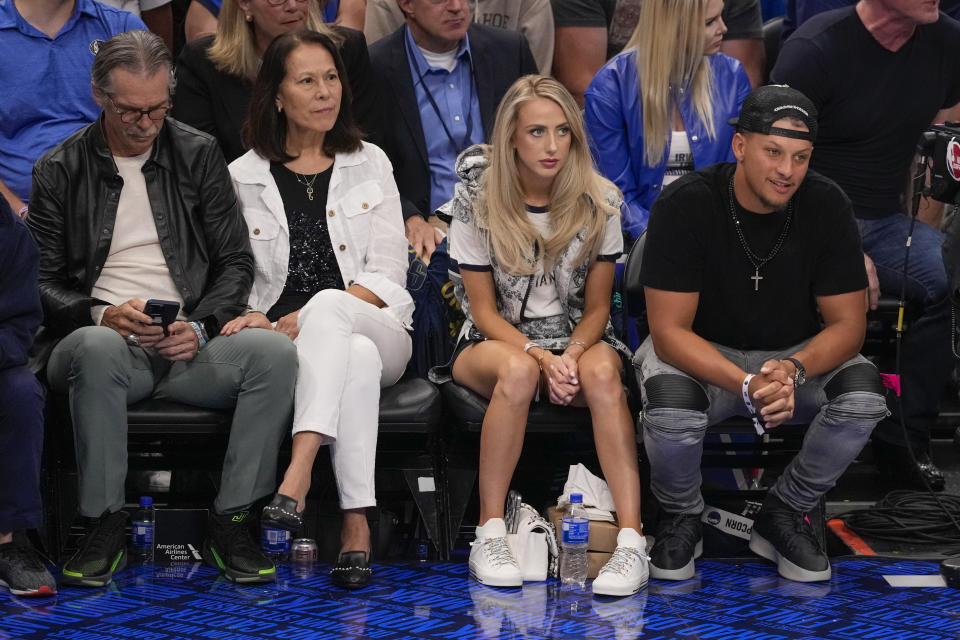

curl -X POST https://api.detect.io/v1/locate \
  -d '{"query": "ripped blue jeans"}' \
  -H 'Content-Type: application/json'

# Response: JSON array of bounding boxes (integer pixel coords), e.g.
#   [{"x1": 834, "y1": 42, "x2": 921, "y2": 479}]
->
[{"x1": 634, "y1": 337, "x2": 889, "y2": 514}]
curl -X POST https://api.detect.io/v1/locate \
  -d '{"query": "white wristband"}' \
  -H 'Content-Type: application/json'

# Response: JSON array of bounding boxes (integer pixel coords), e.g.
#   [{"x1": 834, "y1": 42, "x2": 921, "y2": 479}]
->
[{"x1": 741, "y1": 374, "x2": 764, "y2": 435}]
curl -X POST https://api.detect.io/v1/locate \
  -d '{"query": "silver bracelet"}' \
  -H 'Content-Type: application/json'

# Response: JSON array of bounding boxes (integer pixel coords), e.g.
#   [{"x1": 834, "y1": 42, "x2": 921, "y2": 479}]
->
[
  {"x1": 567, "y1": 340, "x2": 588, "y2": 351},
  {"x1": 522, "y1": 341, "x2": 538, "y2": 353}
]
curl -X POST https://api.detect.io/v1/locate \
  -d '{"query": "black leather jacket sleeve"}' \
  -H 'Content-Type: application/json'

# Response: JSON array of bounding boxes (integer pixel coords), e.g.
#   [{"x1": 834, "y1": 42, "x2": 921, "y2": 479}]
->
[
  {"x1": 28, "y1": 160, "x2": 100, "y2": 336},
  {"x1": 186, "y1": 141, "x2": 254, "y2": 332}
]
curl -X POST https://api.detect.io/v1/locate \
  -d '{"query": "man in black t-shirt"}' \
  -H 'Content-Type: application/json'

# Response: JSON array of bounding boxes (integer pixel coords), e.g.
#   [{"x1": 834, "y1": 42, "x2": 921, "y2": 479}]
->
[
  {"x1": 781, "y1": 0, "x2": 960, "y2": 41},
  {"x1": 772, "y1": 1, "x2": 960, "y2": 492},
  {"x1": 636, "y1": 86, "x2": 887, "y2": 583}
]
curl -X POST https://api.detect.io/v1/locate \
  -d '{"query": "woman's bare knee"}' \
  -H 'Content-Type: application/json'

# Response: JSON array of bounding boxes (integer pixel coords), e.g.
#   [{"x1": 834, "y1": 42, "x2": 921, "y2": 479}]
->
[
  {"x1": 579, "y1": 355, "x2": 623, "y2": 404},
  {"x1": 492, "y1": 353, "x2": 540, "y2": 404}
]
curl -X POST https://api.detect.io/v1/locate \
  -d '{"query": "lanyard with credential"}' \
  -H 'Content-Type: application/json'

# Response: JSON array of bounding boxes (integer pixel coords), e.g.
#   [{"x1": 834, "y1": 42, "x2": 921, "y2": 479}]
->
[{"x1": 405, "y1": 35, "x2": 476, "y2": 154}]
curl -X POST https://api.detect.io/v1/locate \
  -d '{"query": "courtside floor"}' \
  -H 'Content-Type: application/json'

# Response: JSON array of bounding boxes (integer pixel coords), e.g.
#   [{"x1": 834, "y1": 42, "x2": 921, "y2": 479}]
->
[{"x1": 2, "y1": 557, "x2": 958, "y2": 639}]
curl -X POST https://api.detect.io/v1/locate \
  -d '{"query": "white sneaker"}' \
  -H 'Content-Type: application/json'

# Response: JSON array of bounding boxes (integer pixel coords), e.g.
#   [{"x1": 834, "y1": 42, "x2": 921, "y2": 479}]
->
[
  {"x1": 592, "y1": 528, "x2": 650, "y2": 597},
  {"x1": 469, "y1": 518, "x2": 522, "y2": 587}
]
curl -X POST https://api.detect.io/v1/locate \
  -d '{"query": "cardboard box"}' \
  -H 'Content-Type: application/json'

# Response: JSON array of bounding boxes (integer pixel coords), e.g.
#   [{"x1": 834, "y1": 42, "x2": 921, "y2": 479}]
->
[
  {"x1": 587, "y1": 551, "x2": 612, "y2": 579},
  {"x1": 547, "y1": 506, "x2": 619, "y2": 553}
]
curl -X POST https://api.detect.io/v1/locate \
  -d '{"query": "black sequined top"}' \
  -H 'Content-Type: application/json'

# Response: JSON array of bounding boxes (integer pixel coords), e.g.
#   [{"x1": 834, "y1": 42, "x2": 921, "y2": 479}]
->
[{"x1": 266, "y1": 163, "x2": 344, "y2": 321}]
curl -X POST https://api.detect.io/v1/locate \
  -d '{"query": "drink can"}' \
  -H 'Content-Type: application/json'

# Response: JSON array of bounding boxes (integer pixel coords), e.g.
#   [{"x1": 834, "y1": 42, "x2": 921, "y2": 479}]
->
[
  {"x1": 291, "y1": 538, "x2": 318, "y2": 564},
  {"x1": 261, "y1": 525, "x2": 291, "y2": 556}
]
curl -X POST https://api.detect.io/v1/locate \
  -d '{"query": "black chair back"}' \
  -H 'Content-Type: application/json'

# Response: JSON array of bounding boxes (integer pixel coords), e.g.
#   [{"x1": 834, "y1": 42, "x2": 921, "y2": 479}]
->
[
  {"x1": 763, "y1": 16, "x2": 784, "y2": 82},
  {"x1": 622, "y1": 231, "x2": 647, "y2": 319}
]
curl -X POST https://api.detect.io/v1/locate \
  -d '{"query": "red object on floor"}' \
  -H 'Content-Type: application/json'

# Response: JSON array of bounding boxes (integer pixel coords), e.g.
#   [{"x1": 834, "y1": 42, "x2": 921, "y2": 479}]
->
[{"x1": 828, "y1": 518, "x2": 877, "y2": 556}]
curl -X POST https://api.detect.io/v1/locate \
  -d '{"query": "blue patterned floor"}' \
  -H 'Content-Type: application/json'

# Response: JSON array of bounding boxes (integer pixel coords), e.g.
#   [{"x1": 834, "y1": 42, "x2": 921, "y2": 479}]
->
[{"x1": 2, "y1": 558, "x2": 958, "y2": 639}]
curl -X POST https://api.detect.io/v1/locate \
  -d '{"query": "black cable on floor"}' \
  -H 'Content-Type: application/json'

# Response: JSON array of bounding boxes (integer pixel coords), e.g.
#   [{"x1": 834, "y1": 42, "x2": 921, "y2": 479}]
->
[
  {"x1": 835, "y1": 491, "x2": 960, "y2": 553},
  {"x1": 839, "y1": 149, "x2": 960, "y2": 556}
]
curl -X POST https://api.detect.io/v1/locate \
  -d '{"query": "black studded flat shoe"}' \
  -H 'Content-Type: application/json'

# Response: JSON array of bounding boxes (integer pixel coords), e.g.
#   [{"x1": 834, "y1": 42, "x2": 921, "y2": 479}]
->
[
  {"x1": 330, "y1": 551, "x2": 371, "y2": 590},
  {"x1": 261, "y1": 494, "x2": 303, "y2": 531}
]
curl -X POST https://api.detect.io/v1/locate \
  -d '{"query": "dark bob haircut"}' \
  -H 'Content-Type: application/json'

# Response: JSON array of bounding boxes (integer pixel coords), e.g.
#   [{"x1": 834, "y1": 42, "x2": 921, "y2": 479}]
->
[{"x1": 242, "y1": 30, "x2": 363, "y2": 161}]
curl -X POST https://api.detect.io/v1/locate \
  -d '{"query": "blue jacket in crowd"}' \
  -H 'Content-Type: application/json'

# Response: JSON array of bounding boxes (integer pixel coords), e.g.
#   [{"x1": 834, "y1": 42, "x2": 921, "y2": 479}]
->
[
  {"x1": 585, "y1": 51, "x2": 752, "y2": 241},
  {"x1": 0, "y1": 199, "x2": 42, "y2": 370}
]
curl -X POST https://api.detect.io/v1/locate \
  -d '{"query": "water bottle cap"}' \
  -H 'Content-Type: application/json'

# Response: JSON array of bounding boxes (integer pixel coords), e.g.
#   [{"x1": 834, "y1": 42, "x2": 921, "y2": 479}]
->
[
  {"x1": 140, "y1": 496, "x2": 153, "y2": 507},
  {"x1": 570, "y1": 493, "x2": 583, "y2": 504}
]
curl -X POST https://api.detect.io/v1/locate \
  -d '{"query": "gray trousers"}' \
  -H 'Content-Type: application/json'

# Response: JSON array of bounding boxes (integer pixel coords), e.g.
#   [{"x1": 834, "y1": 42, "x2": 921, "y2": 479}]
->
[
  {"x1": 48, "y1": 326, "x2": 298, "y2": 517},
  {"x1": 635, "y1": 337, "x2": 888, "y2": 514}
]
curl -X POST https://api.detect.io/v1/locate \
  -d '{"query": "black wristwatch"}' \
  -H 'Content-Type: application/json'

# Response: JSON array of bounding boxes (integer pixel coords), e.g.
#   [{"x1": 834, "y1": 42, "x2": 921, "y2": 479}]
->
[{"x1": 783, "y1": 357, "x2": 806, "y2": 388}]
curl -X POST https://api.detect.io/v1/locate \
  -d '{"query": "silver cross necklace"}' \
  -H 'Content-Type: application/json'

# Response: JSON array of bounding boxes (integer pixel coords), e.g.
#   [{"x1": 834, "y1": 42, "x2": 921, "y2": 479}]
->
[{"x1": 727, "y1": 175, "x2": 793, "y2": 291}]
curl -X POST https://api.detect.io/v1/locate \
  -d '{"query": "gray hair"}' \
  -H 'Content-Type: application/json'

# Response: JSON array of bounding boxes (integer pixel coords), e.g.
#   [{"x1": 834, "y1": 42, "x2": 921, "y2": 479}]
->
[{"x1": 91, "y1": 30, "x2": 177, "y2": 96}]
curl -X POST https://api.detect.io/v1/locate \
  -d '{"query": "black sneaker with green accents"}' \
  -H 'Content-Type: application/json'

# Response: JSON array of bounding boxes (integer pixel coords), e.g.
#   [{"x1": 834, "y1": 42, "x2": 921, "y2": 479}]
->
[
  {"x1": 62, "y1": 510, "x2": 128, "y2": 587},
  {"x1": 203, "y1": 510, "x2": 276, "y2": 583}
]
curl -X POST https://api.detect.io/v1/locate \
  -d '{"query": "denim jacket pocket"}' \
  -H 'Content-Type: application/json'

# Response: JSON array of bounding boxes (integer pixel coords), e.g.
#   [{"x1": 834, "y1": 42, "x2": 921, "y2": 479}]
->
[
  {"x1": 245, "y1": 210, "x2": 280, "y2": 241},
  {"x1": 341, "y1": 181, "x2": 384, "y2": 218}
]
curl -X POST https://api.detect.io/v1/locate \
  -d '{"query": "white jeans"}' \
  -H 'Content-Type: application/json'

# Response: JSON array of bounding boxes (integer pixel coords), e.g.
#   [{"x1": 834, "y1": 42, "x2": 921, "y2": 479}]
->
[{"x1": 294, "y1": 289, "x2": 412, "y2": 509}]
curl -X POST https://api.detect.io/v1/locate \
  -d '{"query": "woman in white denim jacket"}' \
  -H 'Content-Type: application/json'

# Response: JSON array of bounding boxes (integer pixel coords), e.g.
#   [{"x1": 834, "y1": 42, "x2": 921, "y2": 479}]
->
[{"x1": 222, "y1": 30, "x2": 412, "y2": 589}]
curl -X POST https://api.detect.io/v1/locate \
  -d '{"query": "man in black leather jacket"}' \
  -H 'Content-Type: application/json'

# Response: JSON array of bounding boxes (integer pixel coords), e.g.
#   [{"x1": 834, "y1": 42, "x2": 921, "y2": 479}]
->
[{"x1": 27, "y1": 30, "x2": 297, "y2": 587}]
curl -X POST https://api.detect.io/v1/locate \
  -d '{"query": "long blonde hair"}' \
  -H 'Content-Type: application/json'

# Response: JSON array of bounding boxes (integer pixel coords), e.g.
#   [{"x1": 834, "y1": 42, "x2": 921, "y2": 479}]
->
[
  {"x1": 208, "y1": 0, "x2": 342, "y2": 81},
  {"x1": 481, "y1": 75, "x2": 621, "y2": 276},
  {"x1": 628, "y1": 0, "x2": 716, "y2": 166}
]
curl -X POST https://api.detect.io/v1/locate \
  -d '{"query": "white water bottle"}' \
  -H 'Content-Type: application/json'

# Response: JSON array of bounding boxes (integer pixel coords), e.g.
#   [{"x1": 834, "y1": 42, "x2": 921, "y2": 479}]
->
[{"x1": 560, "y1": 493, "x2": 589, "y2": 587}]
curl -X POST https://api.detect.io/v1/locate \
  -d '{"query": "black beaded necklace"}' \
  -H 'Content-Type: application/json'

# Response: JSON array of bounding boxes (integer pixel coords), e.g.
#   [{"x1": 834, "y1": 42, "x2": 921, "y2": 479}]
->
[{"x1": 727, "y1": 175, "x2": 793, "y2": 291}]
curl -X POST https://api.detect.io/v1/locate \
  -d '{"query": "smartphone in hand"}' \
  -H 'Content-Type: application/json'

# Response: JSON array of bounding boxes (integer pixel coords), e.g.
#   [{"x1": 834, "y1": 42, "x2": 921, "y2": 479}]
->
[{"x1": 143, "y1": 299, "x2": 180, "y2": 336}]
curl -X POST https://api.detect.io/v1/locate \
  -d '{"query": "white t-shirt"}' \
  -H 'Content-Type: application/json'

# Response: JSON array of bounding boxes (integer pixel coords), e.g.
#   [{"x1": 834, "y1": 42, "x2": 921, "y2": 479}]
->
[
  {"x1": 91, "y1": 150, "x2": 185, "y2": 323},
  {"x1": 419, "y1": 46, "x2": 459, "y2": 73},
  {"x1": 662, "y1": 130, "x2": 694, "y2": 187},
  {"x1": 449, "y1": 203, "x2": 623, "y2": 320}
]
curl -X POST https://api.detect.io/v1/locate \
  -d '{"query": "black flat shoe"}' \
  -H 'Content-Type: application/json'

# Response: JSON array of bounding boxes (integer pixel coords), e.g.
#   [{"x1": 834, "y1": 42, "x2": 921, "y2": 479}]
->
[
  {"x1": 262, "y1": 494, "x2": 303, "y2": 531},
  {"x1": 330, "y1": 551, "x2": 371, "y2": 590}
]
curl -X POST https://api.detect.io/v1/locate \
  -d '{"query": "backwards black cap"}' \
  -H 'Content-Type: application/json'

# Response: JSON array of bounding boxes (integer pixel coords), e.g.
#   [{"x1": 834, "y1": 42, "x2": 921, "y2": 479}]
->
[{"x1": 728, "y1": 84, "x2": 818, "y2": 143}]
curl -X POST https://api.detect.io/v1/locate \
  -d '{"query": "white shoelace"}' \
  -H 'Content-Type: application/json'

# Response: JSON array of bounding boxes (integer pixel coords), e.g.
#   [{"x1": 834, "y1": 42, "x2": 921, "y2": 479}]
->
[
  {"x1": 600, "y1": 546, "x2": 649, "y2": 577},
  {"x1": 470, "y1": 537, "x2": 518, "y2": 568}
]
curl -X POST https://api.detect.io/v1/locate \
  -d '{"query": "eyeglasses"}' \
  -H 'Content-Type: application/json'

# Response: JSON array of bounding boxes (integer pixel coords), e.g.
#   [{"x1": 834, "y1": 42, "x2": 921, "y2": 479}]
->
[
  {"x1": 106, "y1": 95, "x2": 170, "y2": 124},
  {"x1": 263, "y1": 0, "x2": 308, "y2": 7}
]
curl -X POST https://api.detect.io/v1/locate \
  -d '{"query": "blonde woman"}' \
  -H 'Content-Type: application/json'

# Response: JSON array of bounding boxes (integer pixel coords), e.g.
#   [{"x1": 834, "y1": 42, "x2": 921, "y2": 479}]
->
[
  {"x1": 173, "y1": 0, "x2": 375, "y2": 162},
  {"x1": 185, "y1": 0, "x2": 366, "y2": 43},
  {"x1": 431, "y1": 75, "x2": 646, "y2": 596},
  {"x1": 584, "y1": 0, "x2": 751, "y2": 242}
]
